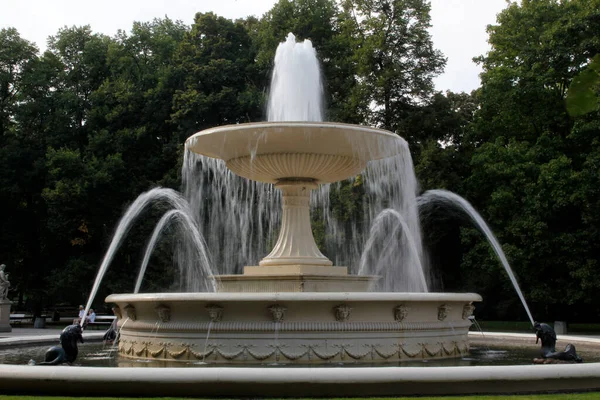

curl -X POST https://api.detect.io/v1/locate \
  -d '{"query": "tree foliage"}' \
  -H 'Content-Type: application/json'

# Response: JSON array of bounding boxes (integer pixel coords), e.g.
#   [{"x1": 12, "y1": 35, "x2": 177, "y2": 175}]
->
[
  {"x1": 0, "y1": 0, "x2": 599, "y2": 322},
  {"x1": 451, "y1": 0, "x2": 600, "y2": 320}
]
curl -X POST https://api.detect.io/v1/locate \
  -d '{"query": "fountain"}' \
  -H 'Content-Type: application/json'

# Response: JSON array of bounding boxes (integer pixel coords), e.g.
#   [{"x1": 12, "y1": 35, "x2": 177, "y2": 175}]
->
[
  {"x1": 105, "y1": 34, "x2": 480, "y2": 364},
  {"x1": 2, "y1": 33, "x2": 599, "y2": 397}
]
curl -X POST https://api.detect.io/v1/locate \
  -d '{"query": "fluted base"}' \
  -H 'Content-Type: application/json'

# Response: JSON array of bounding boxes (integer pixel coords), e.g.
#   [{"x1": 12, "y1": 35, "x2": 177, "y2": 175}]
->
[
  {"x1": 259, "y1": 179, "x2": 332, "y2": 267},
  {"x1": 0, "y1": 301, "x2": 11, "y2": 333}
]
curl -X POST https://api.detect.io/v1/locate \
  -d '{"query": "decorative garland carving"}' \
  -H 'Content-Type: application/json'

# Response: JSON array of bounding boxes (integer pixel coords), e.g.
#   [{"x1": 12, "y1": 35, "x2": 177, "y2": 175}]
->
[
  {"x1": 335, "y1": 344, "x2": 372, "y2": 360},
  {"x1": 373, "y1": 345, "x2": 399, "y2": 360},
  {"x1": 215, "y1": 347, "x2": 245, "y2": 360},
  {"x1": 277, "y1": 346, "x2": 309, "y2": 361},
  {"x1": 246, "y1": 347, "x2": 275, "y2": 361},
  {"x1": 422, "y1": 342, "x2": 443, "y2": 357},
  {"x1": 399, "y1": 343, "x2": 422, "y2": 358},
  {"x1": 134, "y1": 341, "x2": 152, "y2": 357},
  {"x1": 118, "y1": 338, "x2": 470, "y2": 363},
  {"x1": 310, "y1": 346, "x2": 340, "y2": 360},
  {"x1": 190, "y1": 347, "x2": 214, "y2": 360},
  {"x1": 442, "y1": 341, "x2": 459, "y2": 356},
  {"x1": 167, "y1": 347, "x2": 188, "y2": 359}
]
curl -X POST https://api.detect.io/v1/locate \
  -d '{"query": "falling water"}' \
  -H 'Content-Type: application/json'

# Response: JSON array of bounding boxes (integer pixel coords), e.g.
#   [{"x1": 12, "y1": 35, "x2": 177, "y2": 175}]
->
[
  {"x1": 181, "y1": 33, "x2": 429, "y2": 293},
  {"x1": 135, "y1": 209, "x2": 215, "y2": 293},
  {"x1": 82, "y1": 188, "x2": 215, "y2": 326},
  {"x1": 267, "y1": 33, "x2": 323, "y2": 122},
  {"x1": 181, "y1": 151, "x2": 280, "y2": 274},
  {"x1": 318, "y1": 142, "x2": 428, "y2": 292},
  {"x1": 358, "y1": 209, "x2": 426, "y2": 291},
  {"x1": 418, "y1": 189, "x2": 535, "y2": 326},
  {"x1": 202, "y1": 321, "x2": 214, "y2": 363}
]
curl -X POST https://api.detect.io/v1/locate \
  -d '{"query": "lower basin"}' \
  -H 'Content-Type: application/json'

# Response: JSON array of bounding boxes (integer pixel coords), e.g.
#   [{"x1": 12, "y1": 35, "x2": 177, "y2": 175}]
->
[
  {"x1": 1, "y1": 333, "x2": 600, "y2": 397},
  {"x1": 105, "y1": 292, "x2": 481, "y2": 364},
  {"x1": 3, "y1": 339, "x2": 600, "y2": 367}
]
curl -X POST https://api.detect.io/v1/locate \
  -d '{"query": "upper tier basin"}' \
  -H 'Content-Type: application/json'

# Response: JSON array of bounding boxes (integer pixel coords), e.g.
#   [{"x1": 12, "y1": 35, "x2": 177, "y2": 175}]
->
[{"x1": 186, "y1": 122, "x2": 404, "y2": 184}]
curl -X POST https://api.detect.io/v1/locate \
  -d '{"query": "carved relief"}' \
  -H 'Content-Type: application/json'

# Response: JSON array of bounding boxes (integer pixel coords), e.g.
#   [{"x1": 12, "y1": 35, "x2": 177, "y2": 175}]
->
[
  {"x1": 394, "y1": 304, "x2": 409, "y2": 322},
  {"x1": 462, "y1": 303, "x2": 475, "y2": 320},
  {"x1": 112, "y1": 306, "x2": 122, "y2": 319},
  {"x1": 123, "y1": 304, "x2": 137, "y2": 321},
  {"x1": 268, "y1": 304, "x2": 286, "y2": 322},
  {"x1": 155, "y1": 304, "x2": 171, "y2": 322},
  {"x1": 205, "y1": 304, "x2": 223, "y2": 322},
  {"x1": 334, "y1": 304, "x2": 352, "y2": 322},
  {"x1": 437, "y1": 304, "x2": 450, "y2": 321},
  {"x1": 119, "y1": 338, "x2": 470, "y2": 363}
]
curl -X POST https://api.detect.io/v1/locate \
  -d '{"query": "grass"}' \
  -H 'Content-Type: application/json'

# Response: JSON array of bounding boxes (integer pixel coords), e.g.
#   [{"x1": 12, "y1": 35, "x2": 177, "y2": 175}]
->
[
  {"x1": 472, "y1": 321, "x2": 600, "y2": 334},
  {"x1": 1, "y1": 395, "x2": 600, "y2": 400}
]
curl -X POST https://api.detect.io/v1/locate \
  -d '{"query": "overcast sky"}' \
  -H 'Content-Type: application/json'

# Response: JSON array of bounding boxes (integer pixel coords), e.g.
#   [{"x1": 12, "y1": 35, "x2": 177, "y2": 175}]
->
[{"x1": 1, "y1": 0, "x2": 508, "y2": 93}]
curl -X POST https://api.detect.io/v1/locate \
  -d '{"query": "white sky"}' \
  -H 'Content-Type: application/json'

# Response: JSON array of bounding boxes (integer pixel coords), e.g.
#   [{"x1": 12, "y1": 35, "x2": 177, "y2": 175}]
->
[{"x1": 0, "y1": 0, "x2": 508, "y2": 93}]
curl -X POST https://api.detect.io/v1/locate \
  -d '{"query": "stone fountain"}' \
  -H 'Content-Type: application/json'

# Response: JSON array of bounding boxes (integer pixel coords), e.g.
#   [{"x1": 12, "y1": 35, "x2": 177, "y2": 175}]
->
[
  {"x1": 2, "y1": 34, "x2": 599, "y2": 400},
  {"x1": 107, "y1": 118, "x2": 480, "y2": 365},
  {"x1": 102, "y1": 33, "x2": 480, "y2": 364}
]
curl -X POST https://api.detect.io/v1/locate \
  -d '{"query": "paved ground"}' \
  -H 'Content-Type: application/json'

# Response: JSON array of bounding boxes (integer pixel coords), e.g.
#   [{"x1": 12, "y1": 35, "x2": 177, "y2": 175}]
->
[{"x1": 0, "y1": 327, "x2": 105, "y2": 347}]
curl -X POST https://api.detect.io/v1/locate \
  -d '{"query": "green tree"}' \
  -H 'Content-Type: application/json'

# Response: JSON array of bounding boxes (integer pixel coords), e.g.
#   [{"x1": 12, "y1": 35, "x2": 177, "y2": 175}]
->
[
  {"x1": 42, "y1": 19, "x2": 191, "y2": 304},
  {"x1": 171, "y1": 12, "x2": 262, "y2": 135},
  {"x1": 0, "y1": 29, "x2": 50, "y2": 309},
  {"x1": 340, "y1": 0, "x2": 446, "y2": 135},
  {"x1": 461, "y1": 0, "x2": 600, "y2": 320}
]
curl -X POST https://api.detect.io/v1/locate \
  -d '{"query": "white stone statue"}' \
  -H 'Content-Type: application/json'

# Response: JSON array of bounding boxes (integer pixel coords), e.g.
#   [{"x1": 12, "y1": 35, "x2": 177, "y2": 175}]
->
[{"x1": 0, "y1": 264, "x2": 10, "y2": 301}]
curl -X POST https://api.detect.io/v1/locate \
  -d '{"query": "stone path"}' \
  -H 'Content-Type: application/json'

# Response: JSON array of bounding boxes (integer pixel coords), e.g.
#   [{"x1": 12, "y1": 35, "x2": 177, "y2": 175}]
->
[{"x1": 0, "y1": 327, "x2": 105, "y2": 347}]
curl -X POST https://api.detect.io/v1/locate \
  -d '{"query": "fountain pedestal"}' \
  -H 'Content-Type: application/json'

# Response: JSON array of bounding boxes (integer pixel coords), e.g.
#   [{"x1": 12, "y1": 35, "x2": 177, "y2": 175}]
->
[
  {"x1": 259, "y1": 179, "x2": 330, "y2": 267},
  {"x1": 218, "y1": 178, "x2": 377, "y2": 292},
  {"x1": 0, "y1": 301, "x2": 12, "y2": 333},
  {"x1": 217, "y1": 268, "x2": 375, "y2": 292}
]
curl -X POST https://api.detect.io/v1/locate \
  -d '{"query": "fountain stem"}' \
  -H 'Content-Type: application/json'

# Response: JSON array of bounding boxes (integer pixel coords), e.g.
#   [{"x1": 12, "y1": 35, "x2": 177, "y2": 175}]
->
[{"x1": 259, "y1": 179, "x2": 332, "y2": 267}]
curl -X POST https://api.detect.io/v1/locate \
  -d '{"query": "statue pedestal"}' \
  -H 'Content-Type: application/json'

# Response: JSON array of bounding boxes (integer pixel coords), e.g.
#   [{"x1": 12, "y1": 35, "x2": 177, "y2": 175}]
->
[
  {"x1": 0, "y1": 300, "x2": 12, "y2": 332},
  {"x1": 554, "y1": 321, "x2": 567, "y2": 335}
]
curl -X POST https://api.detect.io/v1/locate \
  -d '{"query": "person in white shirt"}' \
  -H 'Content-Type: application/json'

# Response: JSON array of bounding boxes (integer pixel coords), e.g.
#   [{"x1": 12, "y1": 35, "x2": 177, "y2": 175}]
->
[
  {"x1": 73, "y1": 305, "x2": 86, "y2": 325},
  {"x1": 87, "y1": 309, "x2": 96, "y2": 323}
]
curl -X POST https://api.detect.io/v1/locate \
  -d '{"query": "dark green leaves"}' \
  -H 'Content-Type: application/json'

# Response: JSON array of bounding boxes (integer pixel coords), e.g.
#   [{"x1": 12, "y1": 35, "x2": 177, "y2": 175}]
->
[{"x1": 566, "y1": 55, "x2": 600, "y2": 117}]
